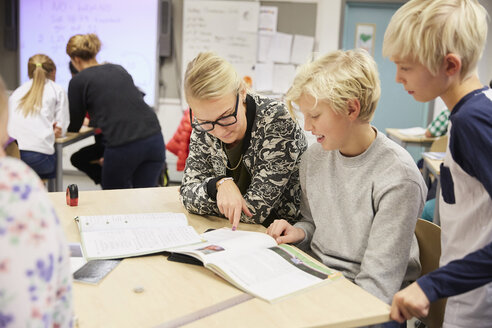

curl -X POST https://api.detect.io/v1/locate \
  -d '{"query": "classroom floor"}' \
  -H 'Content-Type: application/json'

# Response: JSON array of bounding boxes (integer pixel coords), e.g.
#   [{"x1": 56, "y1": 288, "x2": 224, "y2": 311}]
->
[
  {"x1": 61, "y1": 171, "x2": 102, "y2": 191},
  {"x1": 57, "y1": 171, "x2": 181, "y2": 192}
]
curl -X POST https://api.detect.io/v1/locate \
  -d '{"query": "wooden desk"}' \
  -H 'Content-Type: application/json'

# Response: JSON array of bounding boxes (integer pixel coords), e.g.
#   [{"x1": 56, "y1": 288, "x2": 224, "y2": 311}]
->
[
  {"x1": 386, "y1": 128, "x2": 437, "y2": 151},
  {"x1": 54, "y1": 127, "x2": 94, "y2": 192},
  {"x1": 49, "y1": 187, "x2": 390, "y2": 328},
  {"x1": 422, "y1": 157, "x2": 442, "y2": 225}
]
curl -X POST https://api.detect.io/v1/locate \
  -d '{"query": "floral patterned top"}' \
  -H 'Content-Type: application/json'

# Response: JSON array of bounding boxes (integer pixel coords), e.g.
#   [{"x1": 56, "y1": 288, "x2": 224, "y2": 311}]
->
[{"x1": 0, "y1": 157, "x2": 72, "y2": 328}]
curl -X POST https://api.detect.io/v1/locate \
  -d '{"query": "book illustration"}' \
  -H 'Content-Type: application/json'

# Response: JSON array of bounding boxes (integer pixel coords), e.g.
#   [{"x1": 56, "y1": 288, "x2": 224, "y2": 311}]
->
[
  {"x1": 196, "y1": 244, "x2": 225, "y2": 255},
  {"x1": 269, "y1": 245, "x2": 330, "y2": 280}
]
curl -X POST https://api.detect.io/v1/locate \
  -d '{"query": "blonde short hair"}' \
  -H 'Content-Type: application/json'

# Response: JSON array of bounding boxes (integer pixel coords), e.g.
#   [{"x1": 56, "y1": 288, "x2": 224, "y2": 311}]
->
[
  {"x1": 66, "y1": 33, "x2": 101, "y2": 60},
  {"x1": 383, "y1": 0, "x2": 488, "y2": 80},
  {"x1": 184, "y1": 52, "x2": 245, "y2": 101},
  {"x1": 286, "y1": 49, "x2": 380, "y2": 123}
]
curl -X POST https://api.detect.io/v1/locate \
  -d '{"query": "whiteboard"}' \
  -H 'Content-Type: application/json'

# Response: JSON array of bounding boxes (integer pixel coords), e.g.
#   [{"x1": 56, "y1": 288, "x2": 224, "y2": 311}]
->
[
  {"x1": 182, "y1": 0, "x2": 259, "y2": 106},
  {"x1": 19, "y1": 0, "x2": 160, "y2": 107}
]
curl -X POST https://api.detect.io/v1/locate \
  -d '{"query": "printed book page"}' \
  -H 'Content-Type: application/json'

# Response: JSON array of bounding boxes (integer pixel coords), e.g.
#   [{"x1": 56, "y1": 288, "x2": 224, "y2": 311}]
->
[
  {"x1": 171, "y1": 228, "x2": 342, "y2": 302},
  {"x1": 76, "y1": 212, "x2": 202, "y2": 260},
  {"x1": 77, "y1": 212, "x2": 189, "y2": 232},
  {"x1": 207, "y1": 244, "x2": 342, "y2": 302},
  {"x1": 170, "y1": 228, "x2": 277, "y2": 262}
]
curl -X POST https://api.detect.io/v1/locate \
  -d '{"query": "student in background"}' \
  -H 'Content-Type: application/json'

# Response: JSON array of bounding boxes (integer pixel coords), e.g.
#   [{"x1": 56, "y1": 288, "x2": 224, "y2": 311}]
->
[
  {"x1": 67, "y1": 61, "x2": 105, "y2": 185},
  {"x1": 425, "y1": 108, "x2": 450, "y2": 138},
  {"x1": 0, "y1": 75, "x2": 73, "y2": 327},
  {"x1": 267, "y1": 50, "x2": 427, "y2": 327},
  {"x1": 383, "y1": 0, "x2": 492, "y2": 325},
  {"x1": 7, "y1": 54, "x2": 69, "y2": 179},
  {"x1": 66, "y1": 33, "x2": 165, "y2": 189},
  {"x1": 180, "y1": 52, "x2": 307, "y2": 229}
]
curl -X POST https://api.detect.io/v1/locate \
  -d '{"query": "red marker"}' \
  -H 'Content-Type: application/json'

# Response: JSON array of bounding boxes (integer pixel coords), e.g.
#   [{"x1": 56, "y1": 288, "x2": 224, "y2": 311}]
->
[{"x1": 66, "y1": 184, "x2": 78, "y2": 206}]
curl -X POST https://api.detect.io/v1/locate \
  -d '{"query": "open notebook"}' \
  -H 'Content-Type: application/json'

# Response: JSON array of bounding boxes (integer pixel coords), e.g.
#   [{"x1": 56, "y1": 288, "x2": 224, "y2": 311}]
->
[{"x1": 75, "y1": 212, "x2": 202, "y2": 260}]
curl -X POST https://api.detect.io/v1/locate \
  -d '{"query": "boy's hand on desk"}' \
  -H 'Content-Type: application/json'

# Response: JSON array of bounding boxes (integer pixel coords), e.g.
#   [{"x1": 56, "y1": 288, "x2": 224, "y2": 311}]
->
[
  {"x1": 267, "y1": 219, "x2": 305, "y2": 244},
  {"x1": 216, "y1": 179, "x2": 252, "y2": 231},
  {"x1": 390, "y1": 282, "x2": 430, "y2": 323}
]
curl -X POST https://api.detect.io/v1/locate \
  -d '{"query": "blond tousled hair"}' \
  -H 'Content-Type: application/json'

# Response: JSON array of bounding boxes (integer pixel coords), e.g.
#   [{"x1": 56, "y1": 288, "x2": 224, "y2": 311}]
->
[
  {"x1": 382, "y1": 0, "x2": 488, "y2": 80},
  {"x1": 184, "y1": 52, "x2": 246, "y2": 101},
  {"x1": 286, "y1": 49, "x2": 381, "y2": 123},
  {"x1": 66, "y1": 33, "x2": 101, "y2": 60},
  {"x1": 18, "y1": 54, "x2": 56, "y2": 117}
]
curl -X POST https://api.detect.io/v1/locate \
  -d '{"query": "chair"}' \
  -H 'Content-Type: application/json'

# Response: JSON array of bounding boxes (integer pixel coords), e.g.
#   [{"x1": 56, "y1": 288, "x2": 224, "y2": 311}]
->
[
  {"x1": 4, "y1": 138, "x2": 20, "y2": 159},
  {"x1": 414, "y1": 218, "x2": 447, "y2": 328}
]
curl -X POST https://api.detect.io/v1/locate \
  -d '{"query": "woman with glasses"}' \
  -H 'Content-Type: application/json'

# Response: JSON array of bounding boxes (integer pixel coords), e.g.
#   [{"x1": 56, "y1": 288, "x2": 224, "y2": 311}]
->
[{"x1": 181, "y1": 52, "x2": 307, "y2": 229}]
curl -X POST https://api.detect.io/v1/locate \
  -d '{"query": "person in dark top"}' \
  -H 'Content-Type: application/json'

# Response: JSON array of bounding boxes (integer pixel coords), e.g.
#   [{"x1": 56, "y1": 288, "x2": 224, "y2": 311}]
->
[
  {"x1": 67, "y1": 61, "x2": 105, "y2": 185},
  {"x1": 66, "y1": 33, "x2": 165, "y2": 189}
]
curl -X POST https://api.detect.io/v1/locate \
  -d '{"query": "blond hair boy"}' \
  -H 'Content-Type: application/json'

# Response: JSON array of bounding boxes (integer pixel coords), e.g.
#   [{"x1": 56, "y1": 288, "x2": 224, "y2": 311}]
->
[
  {"x1": 383, "y1": 0, "x2": 492, "y2": 326},
  {"x1": 267, "y1": 50, "x2": 427, "y2": 317}
]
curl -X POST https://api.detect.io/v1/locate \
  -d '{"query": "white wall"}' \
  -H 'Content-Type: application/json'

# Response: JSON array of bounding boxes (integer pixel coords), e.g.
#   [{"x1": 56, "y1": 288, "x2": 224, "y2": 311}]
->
[
  {"x1": 478, "y1": 0, "x2": 492, "y2": 86},
  {"x1": 316, "y1": 0, "x2": 342, "y2": 54}
]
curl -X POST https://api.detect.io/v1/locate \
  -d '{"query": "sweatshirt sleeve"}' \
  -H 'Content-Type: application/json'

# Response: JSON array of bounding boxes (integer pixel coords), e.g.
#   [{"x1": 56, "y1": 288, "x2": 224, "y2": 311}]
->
[
  {"x1": 294, "y1": 153, "x2": 316, "y2": 249},
  {"x1": 355, "y1": 179, "x2": 425, "y2": 304},
  {"x1": 418, "y1": 241, "x2": 492, "y2": 302}
]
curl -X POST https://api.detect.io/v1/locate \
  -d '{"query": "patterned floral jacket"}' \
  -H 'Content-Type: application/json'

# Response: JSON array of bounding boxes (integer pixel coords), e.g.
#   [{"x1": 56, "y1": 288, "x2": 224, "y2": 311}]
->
[
  {"x1": 180, "y1": 93, "x2": 308, "y2": 227},
  {"x1": 0, "y1": 157, "x2": 73, "y2": 327}
]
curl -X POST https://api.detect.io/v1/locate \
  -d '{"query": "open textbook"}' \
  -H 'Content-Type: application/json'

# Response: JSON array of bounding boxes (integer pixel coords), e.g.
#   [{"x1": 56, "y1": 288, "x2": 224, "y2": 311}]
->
[
  {"x1": 75, "y1": 212, "x2": 202, "y2": 260},
  {"x1": 170, "y1": 228, "x2": 343, "y2": 303}
]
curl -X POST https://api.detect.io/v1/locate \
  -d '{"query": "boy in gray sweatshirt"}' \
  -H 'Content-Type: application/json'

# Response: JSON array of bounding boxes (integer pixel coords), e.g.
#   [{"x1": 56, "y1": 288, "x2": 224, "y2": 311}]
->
[{"x1": 267, "y1": 49, "x2": 427, "y2": 316}]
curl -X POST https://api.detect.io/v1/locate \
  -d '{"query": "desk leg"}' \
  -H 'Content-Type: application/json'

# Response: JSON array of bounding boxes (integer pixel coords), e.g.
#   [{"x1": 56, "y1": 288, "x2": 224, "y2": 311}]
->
[
  {"x1": 422, "y1": 164, "x2": 430, "y2": 189},
  {"x1": 55, "y1": 143, "x2": 63, "y2": 192},
  {"x1": 433, "y1": 180, "x2": 441, "y2": 225}
]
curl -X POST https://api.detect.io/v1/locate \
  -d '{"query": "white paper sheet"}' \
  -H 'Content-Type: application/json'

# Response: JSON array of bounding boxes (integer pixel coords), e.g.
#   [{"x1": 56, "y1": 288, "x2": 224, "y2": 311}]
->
[
  {"x1": 273, "y1": 64, "x2": 296, "y2": 94},
  {"x1": 258, "y1": 6, "x2": 278, "y2": 33},
  {"x1": 268, "y1": 32, "x2": 293, "y2": 64},
  {"x1": 398, "y1": 127, "x2": 427, "y2": 136},
  {"x1": 257, "y1": 32, "x2": 274, "y2": 63},
  {"x1": 238, "y1": 3, "x2": 259, "y2": 32},
  {"x1": 291, "y1": 34, "x2": 315, "y2": 65},
  {"x1": 254, "y1": 62, "x2": 274, "y2": 91}
]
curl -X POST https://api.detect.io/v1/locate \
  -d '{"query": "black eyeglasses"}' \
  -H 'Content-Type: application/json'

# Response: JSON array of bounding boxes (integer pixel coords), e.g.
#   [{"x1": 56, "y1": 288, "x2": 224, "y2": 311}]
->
[{"x1": 189, "y1": 94, "x2": 239, "y2": 132}]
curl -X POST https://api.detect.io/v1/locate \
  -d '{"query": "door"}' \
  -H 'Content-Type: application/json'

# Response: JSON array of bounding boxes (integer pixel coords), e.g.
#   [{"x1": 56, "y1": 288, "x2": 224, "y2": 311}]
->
[{"x1": 343, "y1": 2, "x2": 429, "y2": 160}]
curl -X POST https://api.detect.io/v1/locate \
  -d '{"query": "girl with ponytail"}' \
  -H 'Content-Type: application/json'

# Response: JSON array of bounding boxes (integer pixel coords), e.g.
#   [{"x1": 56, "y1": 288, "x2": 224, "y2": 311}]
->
[{"x1": 8, "y1": 54, "x2": 70, "y2": 179}]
